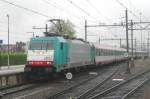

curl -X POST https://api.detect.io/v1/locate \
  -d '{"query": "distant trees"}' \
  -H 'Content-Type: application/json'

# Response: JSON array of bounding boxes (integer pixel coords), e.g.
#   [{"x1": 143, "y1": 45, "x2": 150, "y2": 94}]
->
[
  {"x1": 48, "y1": 20, "x2": 76, "y2": 38},
  {"x1": 16, "y1": 42, "x2": 26, "y2": 52}
]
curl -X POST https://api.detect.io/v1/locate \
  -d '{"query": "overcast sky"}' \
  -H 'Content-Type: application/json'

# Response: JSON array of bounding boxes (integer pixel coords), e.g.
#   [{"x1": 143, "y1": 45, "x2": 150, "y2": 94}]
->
[{"x1": 0, "y1": 0, "x2": 150, "y2": 48}]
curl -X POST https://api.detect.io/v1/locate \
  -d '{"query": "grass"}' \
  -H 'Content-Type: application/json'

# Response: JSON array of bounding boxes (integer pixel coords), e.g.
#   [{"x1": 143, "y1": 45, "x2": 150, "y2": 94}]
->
[{"x1": 0, "y1": 52, "x2": 27, "y2": 66}]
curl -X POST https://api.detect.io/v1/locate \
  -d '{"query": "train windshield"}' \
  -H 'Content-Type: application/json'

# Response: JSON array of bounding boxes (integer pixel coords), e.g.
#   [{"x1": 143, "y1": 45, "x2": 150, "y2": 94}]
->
[{"x1": 29, "y1": 40, "x2": 52, "y2": 50}]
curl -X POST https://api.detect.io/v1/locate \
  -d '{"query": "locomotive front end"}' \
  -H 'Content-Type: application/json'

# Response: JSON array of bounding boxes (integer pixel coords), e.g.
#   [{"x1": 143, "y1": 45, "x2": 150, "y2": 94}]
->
[{"x1": 25, "y1": 38, "x2": 54, "y2": 79}]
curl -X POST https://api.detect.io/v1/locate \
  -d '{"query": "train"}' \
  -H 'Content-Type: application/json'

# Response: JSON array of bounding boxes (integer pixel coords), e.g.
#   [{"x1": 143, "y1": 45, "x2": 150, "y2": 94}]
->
[{"x1": 24, "y1": 34, "x2": 147, "y2": 79}]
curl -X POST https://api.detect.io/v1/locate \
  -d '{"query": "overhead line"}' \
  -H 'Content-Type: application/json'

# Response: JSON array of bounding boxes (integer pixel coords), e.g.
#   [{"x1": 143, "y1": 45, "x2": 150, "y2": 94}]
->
[
  {"x1": 115, "y1": 0, "x2": 140, "y2": 20},
  {"x1": 115, "y1": 0, "x2": 144, "y2": 29},
  {"x1": 42, "y1": 0, "x2": 82, "y2": 19},
  {"x1": 86, "y1": 0, "x2": 110, "y2": 21},
  {"x1": 66, "y1": 0, "x2": 99, "y2": 22},
  {"x1": 87, "y1": 0, "x2": 125, "y2": 39},
  {"x1": 0, "y1": 0, "x2": 52, "y2": 18},
  {"x1": 0, "y1": 0, "x2": 86, "y2": 32},
  {"x1": 42, "y1": 0, "x2": 96, "y2": 24},
  {"x1": 67, "y1": 0, "x2": 90, "y2": 16},
  {"x1": 128, "y1": 0, "x2": 149, "y2": 21}
]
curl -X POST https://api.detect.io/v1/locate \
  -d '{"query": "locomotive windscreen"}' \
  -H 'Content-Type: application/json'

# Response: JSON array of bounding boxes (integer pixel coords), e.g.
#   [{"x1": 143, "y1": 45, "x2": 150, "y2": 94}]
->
[{"x1": 29, "y1": 40, "x2": 52, "y2": 50}]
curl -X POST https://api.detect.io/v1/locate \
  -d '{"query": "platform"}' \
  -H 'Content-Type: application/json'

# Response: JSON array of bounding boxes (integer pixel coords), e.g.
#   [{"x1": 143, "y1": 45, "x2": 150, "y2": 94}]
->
[{"x1": 0, "y1": 65, "x2": 24, "y2": 76}]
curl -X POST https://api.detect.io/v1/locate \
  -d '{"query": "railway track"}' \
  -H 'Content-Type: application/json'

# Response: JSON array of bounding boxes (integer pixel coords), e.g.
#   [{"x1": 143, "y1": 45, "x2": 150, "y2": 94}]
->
[
  {"x1": 0, "y1": 79, "x2": 52, "y2": 99},
  {"x1": 88, "y1": 67, "x2": 150, "y2": 99},
  {"x1": 0, "y1": 65, "x2": 116, "y2": 99},
  {"x1": 121, "y1": 78, "x2": 149, "y2": 99},
  {"x1": 0, "y1": 81, "x2": 41, "y2": 98},
  {"x1": 0, "y1": 64, "x2": 125, "y2": 99},
  {"x1": 47, "y1": 64, "x2": 122, "y2": 99}
]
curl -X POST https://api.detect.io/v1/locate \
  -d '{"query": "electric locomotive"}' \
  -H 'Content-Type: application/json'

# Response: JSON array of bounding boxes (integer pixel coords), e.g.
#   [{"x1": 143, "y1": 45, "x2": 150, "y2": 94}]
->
[{"x1": 25, "y1": 34, "x2": 95, "y2": 79}]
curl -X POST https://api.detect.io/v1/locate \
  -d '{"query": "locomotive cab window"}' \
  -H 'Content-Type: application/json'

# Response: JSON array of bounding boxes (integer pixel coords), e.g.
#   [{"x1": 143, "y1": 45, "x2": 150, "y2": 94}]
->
[{"x1": 29, "y1": 40, "x2": 52, "y2": 50}]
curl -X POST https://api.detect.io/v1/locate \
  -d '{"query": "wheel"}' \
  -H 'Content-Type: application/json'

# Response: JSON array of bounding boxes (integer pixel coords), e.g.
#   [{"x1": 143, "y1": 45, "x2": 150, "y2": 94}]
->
[{"x1": 65, "y1": 72, "x2": 73, "y2": 80}]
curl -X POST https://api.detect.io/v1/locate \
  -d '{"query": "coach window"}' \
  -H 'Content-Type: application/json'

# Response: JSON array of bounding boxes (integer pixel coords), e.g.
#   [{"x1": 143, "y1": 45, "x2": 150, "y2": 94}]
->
[
  {"x1": 103, "y1": 50, "x2": 105, "y2": 56},
  {"x1": 105, "y1": 50, "x2": 107, "y2": 56},
  {"x1": 101, "y1": 49, "x2": 103, "y2": 56},
  {"x1": 102, "y1": 50, "x2": 105, "y2": 56},
  {"x1": 113, "y1": 51, "x2": 115, "y2": 55},
  {"x1": 104, "y1": 50, "x2": 106, "y2": 56},
  {"x1": 100, "y1": 49, "x2": 102, "y2": 55},
  {"x1": 102, "y1": 49, "x2": 104, "y2": 56},
  {"x1": 110, "y1": 50, "x2": 112, "y2": 55},
  {"x1": 96, "y1": 49, "x2": 98, "y2": 55},
  {"x1": 109, "y1": 50, "x2": 111, "y2": 55}
]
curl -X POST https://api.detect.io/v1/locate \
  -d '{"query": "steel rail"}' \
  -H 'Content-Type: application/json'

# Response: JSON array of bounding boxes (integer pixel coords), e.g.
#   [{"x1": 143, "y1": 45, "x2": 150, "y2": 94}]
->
[
  {"x1": 89, "y1": 68, "x2": 150, "y2": 99},
  {"x1": 76, "y1": 68, "x2": 118, "y2": 99},
  {"x1": 121, "y1": 77, "x2": 150, "y2": 99},
  {"x1": 0, "y1": 80, "x2": 44, "y2": 98},
  {"x1": 0, "y1": 83, "x2": 38, "y2": 97},
  {"x1": 0, "y1": 81, "x2": 33, "y2": 91},
  {"x1": 47, "y1": 71, "x2": 104, "y2": 99},
  {"x1": 47, "y1": 65, "x2": 122, "y2": 99}
]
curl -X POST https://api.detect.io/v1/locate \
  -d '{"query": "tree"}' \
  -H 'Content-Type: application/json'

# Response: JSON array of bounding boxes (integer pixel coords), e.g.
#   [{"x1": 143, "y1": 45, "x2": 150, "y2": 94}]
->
[{"x1": 48, "y1": 20, "x2": 76, "y2": 38}]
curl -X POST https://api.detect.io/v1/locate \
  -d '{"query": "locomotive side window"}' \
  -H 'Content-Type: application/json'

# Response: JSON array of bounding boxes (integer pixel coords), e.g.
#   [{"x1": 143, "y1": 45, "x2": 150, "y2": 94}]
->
[{"x1": 60, "y1": 43, "x2": 63, "y2": 50}]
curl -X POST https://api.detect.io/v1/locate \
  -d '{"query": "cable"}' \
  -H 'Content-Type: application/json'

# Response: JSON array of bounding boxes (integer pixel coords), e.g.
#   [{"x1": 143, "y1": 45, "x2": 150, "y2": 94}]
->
[
  {"x1": 117, "y1": 0, "x2": 149, "y2": 46},
  {"x1": 67, "y1": 0, "x2": 89, "y2": 16},
  {"x1": 86, "y1": 0, "x2": 120, "y2": 39},
  {"x1": 0, "y1": 0, "x2": 87, "y2": 34},
  {"x1": 42, "y1": 0, "x2": 96, "y2": 24},
  {"x1": 65, "y1": 0, "x2": 100, "y2": 22},
  {"x1": 115, "y1": 0, "x2": 140, "y2": 20},
  {"x1": 0, "y1": 0, "x2": 52, "y2": 18},
  {"x1": 86, "y1": 0, "x2": 110, "y2": 22},
  {"x1": 128, "y1": 0, "x2": 149, "y2": 21},
  {"x1": 42, "y1": 0, "x2": 82, "y2": 19},
  {"x1": 115, "y1": 0, "x2": 144, "y2": 30}
]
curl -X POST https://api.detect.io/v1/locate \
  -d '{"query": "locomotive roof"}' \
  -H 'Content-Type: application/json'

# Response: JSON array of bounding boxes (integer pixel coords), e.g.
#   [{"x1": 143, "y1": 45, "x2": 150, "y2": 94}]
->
[
  {"x1": 30, "y1": 36, "x2": 66, "y2": 43},
  {"x1": 68, "y1": 39, "x2": 89, "y2": 45}
]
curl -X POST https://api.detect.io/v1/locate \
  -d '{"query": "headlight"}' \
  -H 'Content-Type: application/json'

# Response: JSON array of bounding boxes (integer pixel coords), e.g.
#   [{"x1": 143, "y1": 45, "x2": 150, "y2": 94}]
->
[
  {"x1": 47, "y1": 61, "x2": 50, "y2": 64},
  {"x1": 46, "y1": 61, "x2": 52, "y2": 65},
  {"x1": 28, "y1": 61, "x2": 33, "y2": 65}
]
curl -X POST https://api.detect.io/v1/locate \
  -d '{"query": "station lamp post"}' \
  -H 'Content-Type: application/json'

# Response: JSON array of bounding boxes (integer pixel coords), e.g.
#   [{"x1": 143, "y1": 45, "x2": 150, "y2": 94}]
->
[
  {"x1": 0, "y1": 45, "x2": 1, "y2": 70},
  {"x1": 7, "y1": 14, "x2": 10, "y2": 68}
]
